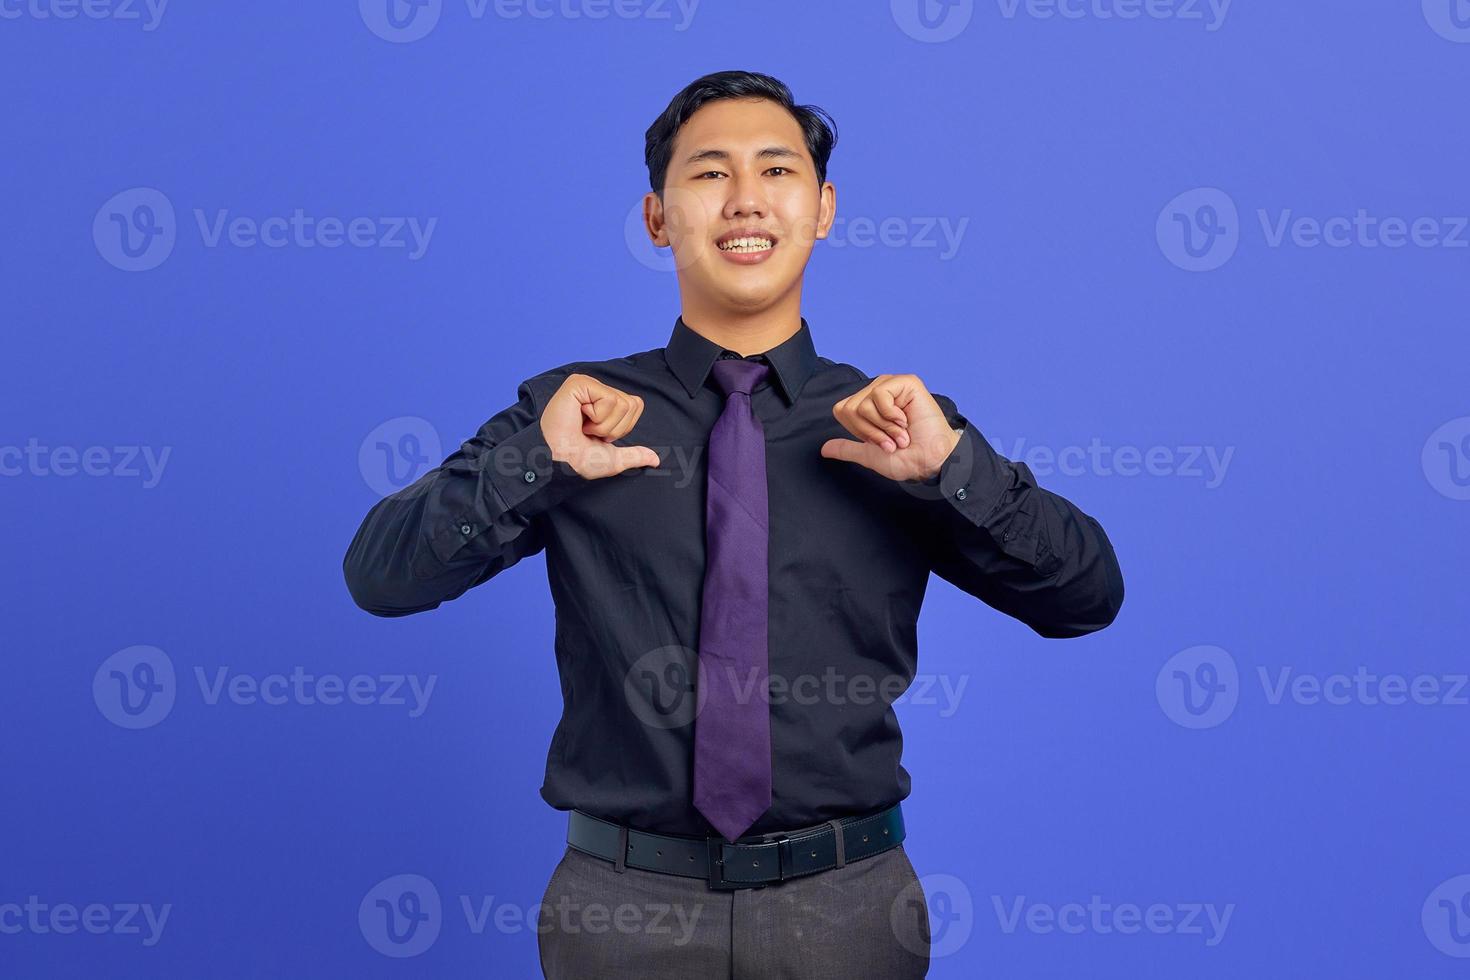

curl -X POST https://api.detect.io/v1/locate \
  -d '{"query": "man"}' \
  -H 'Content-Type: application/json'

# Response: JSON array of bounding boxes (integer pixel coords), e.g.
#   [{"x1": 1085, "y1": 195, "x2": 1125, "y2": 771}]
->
[{"x1": 343, "y1": 69, "x2": 1123, "y2": 978}]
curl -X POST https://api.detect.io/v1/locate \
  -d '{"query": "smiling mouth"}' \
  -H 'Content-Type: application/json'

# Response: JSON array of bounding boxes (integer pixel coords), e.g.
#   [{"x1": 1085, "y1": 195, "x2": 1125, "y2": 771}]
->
[{"x1": 716, "y1": 235, "x2": 776, "y2": 254}]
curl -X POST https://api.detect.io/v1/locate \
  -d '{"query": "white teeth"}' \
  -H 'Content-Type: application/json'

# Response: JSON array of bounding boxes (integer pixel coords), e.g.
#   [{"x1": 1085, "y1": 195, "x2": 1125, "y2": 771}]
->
[{"x1": 719, "y1": 236, "x2": 774, "y2": 253}]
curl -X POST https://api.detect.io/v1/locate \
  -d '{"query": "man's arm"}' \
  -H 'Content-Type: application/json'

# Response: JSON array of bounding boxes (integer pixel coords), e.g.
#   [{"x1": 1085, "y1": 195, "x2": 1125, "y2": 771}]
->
[
  {"x1": 913, "y1": 392, "x2": 1124, "y2": 638},
  {"x1": 342, "y1": 371, "x2": 590, "y2": 617}
]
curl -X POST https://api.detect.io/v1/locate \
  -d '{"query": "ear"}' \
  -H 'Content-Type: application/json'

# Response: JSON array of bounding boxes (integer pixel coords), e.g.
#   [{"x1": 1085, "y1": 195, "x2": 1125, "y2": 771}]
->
[
  {"x1": 814, "y1": 181, "x2": 837, "y2": 241},
  {"x1": 643, "y1": 191, "x2": 670, "y2": 247}
]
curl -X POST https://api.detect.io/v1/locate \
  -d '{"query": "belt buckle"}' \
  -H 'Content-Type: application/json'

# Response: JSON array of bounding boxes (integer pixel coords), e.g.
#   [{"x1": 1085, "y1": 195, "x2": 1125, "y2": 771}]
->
[{"x1": 706, "y1": 837, "x2": 781, "y2": 890}]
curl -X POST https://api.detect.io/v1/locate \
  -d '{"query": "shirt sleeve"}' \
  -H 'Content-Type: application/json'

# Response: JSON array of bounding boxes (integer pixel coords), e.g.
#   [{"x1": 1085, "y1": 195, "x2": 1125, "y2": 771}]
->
[
  {"x1": 912, "y1": 392, "x2": 1125, "y2": 638},
  {"x1": 342, "y1": 369, "x2": 593, "y2": 617}
]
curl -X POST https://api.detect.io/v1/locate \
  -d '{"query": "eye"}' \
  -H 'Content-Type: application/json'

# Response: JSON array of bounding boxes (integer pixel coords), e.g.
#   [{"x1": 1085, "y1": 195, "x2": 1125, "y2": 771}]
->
[
  {"x1": 767, "y1": 167, "x2": 791, "y2": 176},
  {"x1": 697, "y1": 171, "x2": 726, "y2": 179}
]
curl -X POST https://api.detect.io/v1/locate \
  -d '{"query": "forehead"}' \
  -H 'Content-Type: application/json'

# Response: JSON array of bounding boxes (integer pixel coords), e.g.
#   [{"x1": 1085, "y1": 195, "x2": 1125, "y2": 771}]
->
[{"x1": 672, "y1": 98, "x2": 811, "y2": 159}]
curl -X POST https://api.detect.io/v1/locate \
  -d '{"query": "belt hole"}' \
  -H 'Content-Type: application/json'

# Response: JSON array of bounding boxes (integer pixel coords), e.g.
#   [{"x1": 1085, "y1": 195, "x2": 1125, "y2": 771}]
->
[
  {"x1": 862, "y1": 835, "x2": 869, "y2": 842},
  {"x1": 883, "y1": 828, "x2": 889, "y2": 835}
]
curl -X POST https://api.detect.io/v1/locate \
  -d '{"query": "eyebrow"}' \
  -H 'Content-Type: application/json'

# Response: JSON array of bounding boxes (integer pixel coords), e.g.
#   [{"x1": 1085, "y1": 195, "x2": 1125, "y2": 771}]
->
[{"x1": 683, "y1": 146, "x2": 802, "y2": 166}]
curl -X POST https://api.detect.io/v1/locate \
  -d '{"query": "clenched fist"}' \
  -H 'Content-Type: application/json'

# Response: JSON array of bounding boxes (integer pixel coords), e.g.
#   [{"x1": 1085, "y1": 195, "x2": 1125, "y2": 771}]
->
[
  {"x1": 820, "y1": 373, "x2": 962, "y2": 482},
  {"x1": 541, "y1": 373, "x2": 661, "y2": 479}
]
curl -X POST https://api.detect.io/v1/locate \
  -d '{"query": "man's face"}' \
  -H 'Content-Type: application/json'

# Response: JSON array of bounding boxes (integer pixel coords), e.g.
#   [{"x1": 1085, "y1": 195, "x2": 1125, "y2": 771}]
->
[{"x1": 645, "y1": 97, "x2": 836, "y2": 313}]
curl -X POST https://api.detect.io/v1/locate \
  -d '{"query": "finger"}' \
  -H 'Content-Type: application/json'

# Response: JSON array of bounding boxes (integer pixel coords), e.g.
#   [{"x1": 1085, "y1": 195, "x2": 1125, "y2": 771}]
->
[
  {"x1": 871, "y1": 387, "x2": 910, "y2": 430},
  {"x1": 846, "y1": 400, "x2": 896, "y2": 453},
  {"x1": 610, "y1": 443, "x2": 660, "y2": 473},
  {"x1": 584, "y1": 391, "x2": 634, "y2": 438},
  {"x1": 855, "y1": 398, "x2": 905, "y2": 451},
  {"x1": 820, "y1": 437, "x2": 873, "y2": 466},
  {"x1": 608, "y1": 395, "x2": 644, "y2": 440}
]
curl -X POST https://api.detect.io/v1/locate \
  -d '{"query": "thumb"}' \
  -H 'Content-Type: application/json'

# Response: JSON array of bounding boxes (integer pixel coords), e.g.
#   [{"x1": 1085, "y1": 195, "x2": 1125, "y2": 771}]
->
[
  {"x1": 609, "y1": 444, "x2": 661, "y2": 474},
  {"x1": 820, "y1": 438, "x2": 870, "y2": 465}
]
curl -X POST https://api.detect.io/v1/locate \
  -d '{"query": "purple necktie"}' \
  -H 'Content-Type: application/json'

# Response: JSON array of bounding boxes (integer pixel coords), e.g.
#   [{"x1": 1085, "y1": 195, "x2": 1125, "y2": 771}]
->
[{"x1": 693, "y1": 357, "x2": 773, "y2": 842}]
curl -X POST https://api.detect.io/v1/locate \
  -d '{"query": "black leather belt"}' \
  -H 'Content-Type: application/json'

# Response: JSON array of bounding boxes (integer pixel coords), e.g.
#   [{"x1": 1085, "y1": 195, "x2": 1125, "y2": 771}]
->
[{"x1": 565, "y1": 803, "x2": 905, "y2": 891}]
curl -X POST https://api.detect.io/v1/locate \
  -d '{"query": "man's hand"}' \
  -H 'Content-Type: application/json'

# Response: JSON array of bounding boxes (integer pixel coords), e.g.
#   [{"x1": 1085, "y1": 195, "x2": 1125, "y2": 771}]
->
[
  {"x1": 820, "y1": 374, "x2": 962, "y2": 482},
  {"x1": 541, "y1": 373, "x2": 661, "y2": 479}
]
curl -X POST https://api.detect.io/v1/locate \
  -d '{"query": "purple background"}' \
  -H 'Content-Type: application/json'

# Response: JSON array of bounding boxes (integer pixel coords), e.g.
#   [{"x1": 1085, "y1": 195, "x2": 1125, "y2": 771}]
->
[{"x1": 3, "y1": 1, "x2": 1469, "y2": 976}]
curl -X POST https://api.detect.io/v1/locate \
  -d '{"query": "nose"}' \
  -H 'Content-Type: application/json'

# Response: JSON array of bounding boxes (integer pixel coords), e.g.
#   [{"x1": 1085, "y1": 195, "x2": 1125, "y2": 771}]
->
[{"x1": 722, "y1": 168, "x2": 768, "y2": 221}]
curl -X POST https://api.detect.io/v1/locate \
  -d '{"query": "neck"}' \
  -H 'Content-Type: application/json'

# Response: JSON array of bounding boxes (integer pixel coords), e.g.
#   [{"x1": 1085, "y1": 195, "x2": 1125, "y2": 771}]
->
[{"x1": 679, "y1": 291, "x2": 803, "y2": 356}]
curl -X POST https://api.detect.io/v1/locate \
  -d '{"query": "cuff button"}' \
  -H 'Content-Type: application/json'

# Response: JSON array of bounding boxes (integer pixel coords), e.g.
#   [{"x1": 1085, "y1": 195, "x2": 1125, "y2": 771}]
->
[
  {"x1": 523, "y1": 470, "x2": 537, "y2": 484},
  {"x1": 955, "y1": 487, "x2": 968, "y2": 500},
  {"x1": 459, "y1": 523, "x2": 472, "y2": 535}
]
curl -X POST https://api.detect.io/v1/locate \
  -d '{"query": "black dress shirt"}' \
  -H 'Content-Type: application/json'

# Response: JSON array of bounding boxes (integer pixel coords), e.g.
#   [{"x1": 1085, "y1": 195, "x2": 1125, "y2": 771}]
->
[{"x1": 343, "y1": 316, "x2": 1123, "y2": 837}]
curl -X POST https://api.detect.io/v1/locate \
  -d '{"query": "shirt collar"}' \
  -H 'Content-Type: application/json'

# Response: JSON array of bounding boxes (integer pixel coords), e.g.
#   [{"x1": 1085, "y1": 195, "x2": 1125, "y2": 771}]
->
[{"x1": 664, "y1": 315, "x2": 820, "y2": 404}]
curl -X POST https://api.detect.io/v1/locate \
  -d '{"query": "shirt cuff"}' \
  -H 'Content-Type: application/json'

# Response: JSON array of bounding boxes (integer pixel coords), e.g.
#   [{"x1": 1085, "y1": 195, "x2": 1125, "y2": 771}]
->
[
  {"x1": 483, "y1": 417, "x2": 592, "y2": 520},
  {"x1": 928, "y1": 421, "x2": 1011, "y2": 527}
]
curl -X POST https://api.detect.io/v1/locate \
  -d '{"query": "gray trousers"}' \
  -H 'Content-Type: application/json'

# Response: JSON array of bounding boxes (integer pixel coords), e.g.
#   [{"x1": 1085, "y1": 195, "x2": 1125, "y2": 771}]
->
[{"x1": 536, "y1": 836, "x2": 931, "y2": 978}]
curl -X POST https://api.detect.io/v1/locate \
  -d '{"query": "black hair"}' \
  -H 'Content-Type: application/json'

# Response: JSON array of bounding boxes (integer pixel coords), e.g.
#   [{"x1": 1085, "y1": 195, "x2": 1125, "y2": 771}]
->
[{"x1": 644, "y1": 70, "x2": 838, "y2": 195}]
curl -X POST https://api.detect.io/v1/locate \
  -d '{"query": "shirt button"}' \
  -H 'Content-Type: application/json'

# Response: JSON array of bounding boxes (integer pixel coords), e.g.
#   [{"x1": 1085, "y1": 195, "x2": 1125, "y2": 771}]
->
[
  {"x1": 523, "y1": 470, "x2": 536, "y2": 484},
  {"x1": 459, "y1": 523, "x2": 473, "y2": 535},
  {"x1": 955, "y1": 487, "x2": 968, "y2": 501}
]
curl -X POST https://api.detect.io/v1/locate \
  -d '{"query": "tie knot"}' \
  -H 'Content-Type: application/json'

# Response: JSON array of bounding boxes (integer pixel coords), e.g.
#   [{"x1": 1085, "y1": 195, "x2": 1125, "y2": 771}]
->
[{"x1": 710, "y1": 357, "x2": 771, "y2": 398}]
